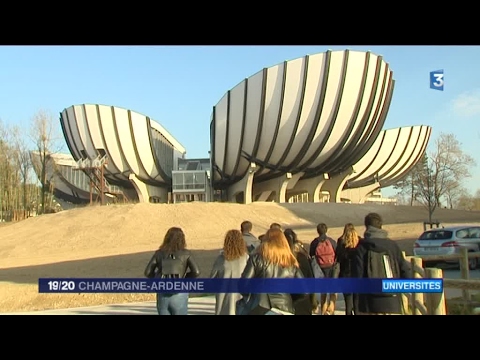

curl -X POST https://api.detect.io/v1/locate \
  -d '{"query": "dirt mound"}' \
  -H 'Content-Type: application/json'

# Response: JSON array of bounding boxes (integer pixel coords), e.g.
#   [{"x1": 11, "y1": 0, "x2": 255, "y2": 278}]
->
[
  {"x1": 1, "y1": 202, "x2": 478, "y2": 263},
  {"x1": 0, "y1": 202, "x2": 311, "y2": 263}
]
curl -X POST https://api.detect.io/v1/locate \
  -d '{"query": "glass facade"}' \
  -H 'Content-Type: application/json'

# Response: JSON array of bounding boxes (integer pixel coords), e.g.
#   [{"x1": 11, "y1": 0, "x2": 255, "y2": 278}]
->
[
  {"x1": 57, "y1": 165, "x2": 90, "y2": 192},
  {"x1": 151, "y1": 128, "x2": 174, "y2": 177},
  {"x1": 177, "y1": 158, "x2": 211, "y2": 172},
  {"x1": 56, "y1": 164, "x2": 123, "y2": 194},
  {"x1": 172, "y1": 171, "x2": 207, "y2": 191}
]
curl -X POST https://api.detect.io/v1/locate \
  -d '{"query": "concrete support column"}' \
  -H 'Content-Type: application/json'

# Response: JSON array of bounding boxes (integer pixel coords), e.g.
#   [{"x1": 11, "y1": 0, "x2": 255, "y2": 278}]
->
[
  {"x1": 226, "y1": 162, "x2": 258, "y2": 204},
  {"x1": 340, "y1": 182, "x2": 380, "y2": 204},
  {"x1": 129, "y1": 174, "x2": 168, "y2": 203},
  {"x1": 253, "y1": 172, "x2": 300, "y2": 203},
  {"x1": 292, "y1": 173, "x2": 329, "y2": 203},
  {"x1": 321, "y1": 167, "x2": 354, "y2": 203}
]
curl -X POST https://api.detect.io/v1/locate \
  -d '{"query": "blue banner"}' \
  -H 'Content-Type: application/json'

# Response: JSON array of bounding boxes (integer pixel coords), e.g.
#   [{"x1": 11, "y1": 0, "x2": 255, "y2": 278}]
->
[{"x1": 38, "y1": 278, "x2": 443, "y2": 294}]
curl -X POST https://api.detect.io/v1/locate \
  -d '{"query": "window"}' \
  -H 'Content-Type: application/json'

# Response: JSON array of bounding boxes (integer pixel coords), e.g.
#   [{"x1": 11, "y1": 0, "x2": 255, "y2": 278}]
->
[
  {"x1": 467, "y1": 228, "x2": 480, "y2": 238},
  {"x1": 419, "y1": 231, "x2": 453, "y2": 240},
  {"x1": 172, "y1": 173, "x2": 184, "y2": 190},
  {"x1": 456, "y1": 229, "x2": 469, "y2": 239},
  {"x1": 194, "y1": 172, "x2": 205, "y2": 189},
  {"x1": 184, "y1": 173, "x2": 194, "y2": 190}
]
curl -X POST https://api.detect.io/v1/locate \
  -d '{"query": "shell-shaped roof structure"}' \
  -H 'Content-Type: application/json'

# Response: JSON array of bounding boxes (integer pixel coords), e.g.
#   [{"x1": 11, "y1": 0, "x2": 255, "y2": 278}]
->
[
  {"x1": 345, "y1": 125, "x2": 432, "y2": 189},
  {"x1": 60, "y1": 104, "x2": 186, "y2": 188},
  {"x1": 210, "y1": 49, "x2": 395, "y2": 188}
]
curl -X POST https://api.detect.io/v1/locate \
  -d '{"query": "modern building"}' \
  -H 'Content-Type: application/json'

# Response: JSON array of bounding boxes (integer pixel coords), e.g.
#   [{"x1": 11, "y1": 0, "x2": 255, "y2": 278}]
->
[
  {"x1": 30, "y1": 151, "x2": 131, "y2": 207},
  {"x1": 340, "y1": 125, "x2": 432, "y2": 203},
  {"x1": 54, "y1": 49, "x2": 432, "y2": 206},
  {"x1": 30, "y1": 151, "x2": 90, "y2": 205},
  {"x1": 210, "y1": 49, "x2": 398, "y2": 204},
  {"x1": 171, "y1": 158, "x2": 212, "y2": 203},
  {"x1": 59, "y1": 104, "x2": 186, "y2": 203}
]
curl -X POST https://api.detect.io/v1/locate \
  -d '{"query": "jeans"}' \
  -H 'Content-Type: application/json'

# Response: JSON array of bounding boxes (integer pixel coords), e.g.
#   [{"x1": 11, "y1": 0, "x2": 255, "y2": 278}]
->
[
  {"x1": 156, "y1": 293, "x2": 189, "y2": 315},
  {"x1": 344, "y1": 293, "x2": 359, "y2": 315}
]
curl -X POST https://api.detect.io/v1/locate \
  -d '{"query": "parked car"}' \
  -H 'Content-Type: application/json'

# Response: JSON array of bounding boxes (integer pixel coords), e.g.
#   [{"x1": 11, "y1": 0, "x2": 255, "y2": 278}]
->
[{"x1": 413, "y1": 226, "x2": 480, "y2": 270}]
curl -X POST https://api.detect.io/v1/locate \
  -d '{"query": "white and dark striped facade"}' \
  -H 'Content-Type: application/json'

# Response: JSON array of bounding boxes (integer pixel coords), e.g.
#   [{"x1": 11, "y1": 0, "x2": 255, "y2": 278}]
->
[
  {"x1": 209, "y1": 49, "x2": 425, "y2": 203},
  {"x1": 59, "y1": 104, "x2": 186, "y2": 203},
  {"x1": 340, "y1": 125, "x2": 432, "y2": 203},
  {"x1": 30, "y1": 151, "x2": 96, "y2": 205}
]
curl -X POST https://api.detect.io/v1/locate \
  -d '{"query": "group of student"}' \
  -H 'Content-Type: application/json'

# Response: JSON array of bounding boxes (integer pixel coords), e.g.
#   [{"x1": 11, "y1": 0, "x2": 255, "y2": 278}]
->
[{"x1": 144, "y1": 212, "x2": 411, "y2": 315}]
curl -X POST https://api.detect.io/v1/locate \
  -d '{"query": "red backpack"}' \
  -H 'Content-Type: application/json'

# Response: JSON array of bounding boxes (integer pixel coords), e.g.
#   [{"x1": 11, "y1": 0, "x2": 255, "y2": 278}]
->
[{"x1": 315, "y1": 238, "x2": 335, "y2": 268}]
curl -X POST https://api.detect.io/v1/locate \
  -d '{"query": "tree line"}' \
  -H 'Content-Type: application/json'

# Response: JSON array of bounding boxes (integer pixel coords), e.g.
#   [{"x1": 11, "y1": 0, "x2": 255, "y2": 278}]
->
[
  {"x1": 0, "y1": 110, "x2": 62, "y2": 222},
  {"x1": 393, "y1": 132, "x2": 478, "y2": 221}
]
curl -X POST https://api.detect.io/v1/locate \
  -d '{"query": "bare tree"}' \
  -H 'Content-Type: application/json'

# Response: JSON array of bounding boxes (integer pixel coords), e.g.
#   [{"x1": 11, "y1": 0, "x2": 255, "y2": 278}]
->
[
  {"x1": 457, "y1": 189, "x2": 480, "y2": 211},
  {"x1": 0, "y1": 120, "x2": 16, "y2": 221},
  {"x1": 12, "y1": 125, "x2": 33, "y2": 217},
  {"x1": 413, "y1": 154, "x2": 437, "y2": 223},
  {"x1": 396, "y1": 132, "x2": 476, "y2": 216},
  {"x1": 393, "y1": 160, "x2": 424, "y2": 206},
  {"x1": 0, "y1": 120, "x2": 6, "y2": 221},
  {"x1": 29, "y1": 109, "x2": 63, "y2": 215},
  {"x1": 443, "y1": 179, "x2": 465, "y2": 209},
  {"x1": 430, "y1": 133, "x2": 476, "y2": 207}
]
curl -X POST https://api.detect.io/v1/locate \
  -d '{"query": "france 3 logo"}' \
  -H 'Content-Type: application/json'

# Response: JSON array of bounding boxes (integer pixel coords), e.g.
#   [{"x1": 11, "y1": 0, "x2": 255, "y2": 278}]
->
[{"x1": 430, "y1": 69, "x2": 444, "y2": 91}]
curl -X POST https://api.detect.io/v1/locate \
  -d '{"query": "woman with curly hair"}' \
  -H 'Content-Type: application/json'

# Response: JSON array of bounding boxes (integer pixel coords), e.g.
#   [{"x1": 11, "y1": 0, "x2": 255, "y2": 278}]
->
[
  {"x1": 210, "y1": 229, "x2": 249, "y2": 315},
  {"x1": 144, "y1": 227, "x2": 201, "y2": 315}
]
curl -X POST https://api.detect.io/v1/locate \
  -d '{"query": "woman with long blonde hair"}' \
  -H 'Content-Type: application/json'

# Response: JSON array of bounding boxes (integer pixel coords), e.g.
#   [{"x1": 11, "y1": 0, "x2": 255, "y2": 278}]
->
[
  {"x1": 210, "y1": 229, "x2": 249, "y2": 315},
  {"x1": 238, "y1": 228, "x2": 305, "y2": 315},
  {"x1": 336, "y1": 223, "x2": 362, "y2": 315}
]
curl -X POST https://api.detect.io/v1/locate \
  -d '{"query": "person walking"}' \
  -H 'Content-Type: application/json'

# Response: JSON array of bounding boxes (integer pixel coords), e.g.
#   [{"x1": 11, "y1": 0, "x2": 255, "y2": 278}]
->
[
  {"x1": 335, "y1": 223, "x2": 362, "y2": 315},
  {"x1": 310, "y1": 223, "x2": 337, "y2": 315},
  {"x1": 144, "y1": 227, "x2": 201, "y2": 315},
  {"x1": 237, "y1": 228, "x2": 305, "y2": 315},
  {"x1": 241, "y1": 220, "x2": 260, "y2": 254},
  {"x1": 210, "y1": 229, "x2": 249, "y2": 315},
  {"x1": 284, "y1": 228, "x2": 317, "y2": 315},
  {"x1": 351, "y1": 213, "x2": 411, "y2": 315}
]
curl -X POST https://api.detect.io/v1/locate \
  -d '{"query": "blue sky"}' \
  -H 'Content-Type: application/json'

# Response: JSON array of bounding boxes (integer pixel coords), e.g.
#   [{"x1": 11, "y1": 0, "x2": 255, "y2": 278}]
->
[{"x1": 0, "y1": 46, "x2": 479, "y2": 198}]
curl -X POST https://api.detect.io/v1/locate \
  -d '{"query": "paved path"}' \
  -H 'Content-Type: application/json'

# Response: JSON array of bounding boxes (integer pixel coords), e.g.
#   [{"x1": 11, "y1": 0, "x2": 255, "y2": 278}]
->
[{"x1": 2, "y1": 295, "x2": 346, "y2": 315}]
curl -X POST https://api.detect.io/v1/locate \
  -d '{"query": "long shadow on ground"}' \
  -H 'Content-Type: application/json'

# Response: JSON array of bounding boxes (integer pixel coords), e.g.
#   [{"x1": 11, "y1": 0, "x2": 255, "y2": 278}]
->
[
  {"x1": 0, "y1": 249, "x2": 222, "y2": 286},
  {"x1": 0, "y1": 237, "x2": 421, "y2": 287}
]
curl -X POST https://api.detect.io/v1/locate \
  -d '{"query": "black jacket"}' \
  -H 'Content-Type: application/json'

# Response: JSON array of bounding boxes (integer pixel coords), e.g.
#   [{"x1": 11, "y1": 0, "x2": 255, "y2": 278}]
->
[
  {"x1": 335, "y1": 236, "x2": 363, "y2": 278},
  {"x1": 351, "y1": 226, "x2": 411, "y2": 314},
  {"x1": 144, "y1": 249, "x2": 201, "y2": 279},
  {"x1": 292, "y1": 243, "x2": 316, "y2": 315},
  {"x1": 241, "y1": 253, "x2": 306, "y2": 314}
]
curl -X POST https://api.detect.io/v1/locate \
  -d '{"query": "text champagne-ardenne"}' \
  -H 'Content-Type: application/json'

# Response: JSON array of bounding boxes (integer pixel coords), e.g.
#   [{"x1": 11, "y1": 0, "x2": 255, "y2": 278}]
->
[
  {"x1": 78, "y1": 280, "x2": 205, "y2": 292},
  {"x1": 382, "y1": 279, "x2": 442, "y2": 293}
]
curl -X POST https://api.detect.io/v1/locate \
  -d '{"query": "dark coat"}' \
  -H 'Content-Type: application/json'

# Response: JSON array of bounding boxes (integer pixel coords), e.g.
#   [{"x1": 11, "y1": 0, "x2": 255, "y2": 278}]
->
[{"x1": 351, "y1": 226, "x2": 411, "y2": 314}]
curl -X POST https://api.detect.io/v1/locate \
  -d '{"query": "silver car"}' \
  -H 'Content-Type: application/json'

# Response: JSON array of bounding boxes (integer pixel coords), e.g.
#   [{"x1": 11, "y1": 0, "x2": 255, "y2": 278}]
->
[{"x1": 413, "y1": 226, "x2": 480, "y2": 270}]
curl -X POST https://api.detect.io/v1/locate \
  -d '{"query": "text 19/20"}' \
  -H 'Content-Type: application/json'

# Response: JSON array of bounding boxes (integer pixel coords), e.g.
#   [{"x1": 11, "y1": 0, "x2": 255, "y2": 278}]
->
[{"x1": 47, "y1": 281, "x2": 76, "y2": 291}]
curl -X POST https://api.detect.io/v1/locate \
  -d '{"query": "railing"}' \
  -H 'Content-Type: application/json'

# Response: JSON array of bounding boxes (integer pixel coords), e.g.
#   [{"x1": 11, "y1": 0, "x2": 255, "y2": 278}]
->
[
  {"x1": 402, "y1": 248, "x2": 480, "y2": 314},
  {"x1": 75, "y1": 155, "x2": 128, "y2": 204}
]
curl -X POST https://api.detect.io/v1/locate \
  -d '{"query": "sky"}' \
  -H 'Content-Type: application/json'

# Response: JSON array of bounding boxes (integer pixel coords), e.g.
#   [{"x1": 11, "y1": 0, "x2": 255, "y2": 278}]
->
[{"x1": 0, "y1": 45, "x2": 479, "y2": 198}]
